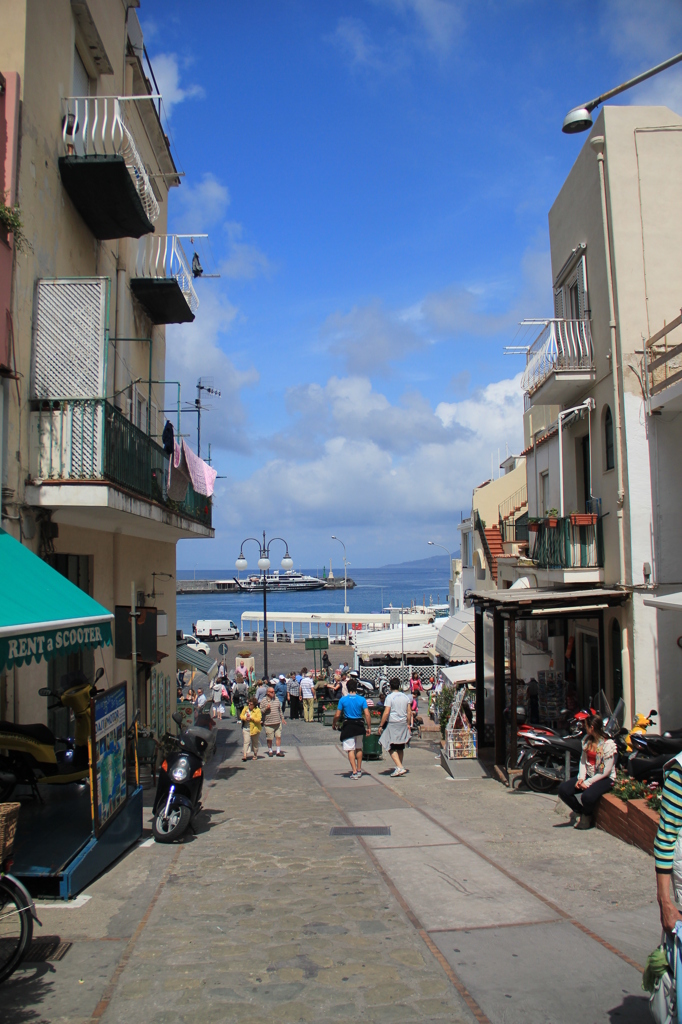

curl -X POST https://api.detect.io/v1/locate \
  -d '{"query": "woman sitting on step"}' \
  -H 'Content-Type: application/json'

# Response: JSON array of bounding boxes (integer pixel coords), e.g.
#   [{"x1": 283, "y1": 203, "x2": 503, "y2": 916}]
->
[{"x1": 557, "y1": 714, "x2": 617, "y2": 830}]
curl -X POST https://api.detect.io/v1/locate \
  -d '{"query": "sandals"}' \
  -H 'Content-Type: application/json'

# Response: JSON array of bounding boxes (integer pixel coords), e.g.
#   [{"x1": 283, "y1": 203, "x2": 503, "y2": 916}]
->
[{"x1": 242, "y1": 757, "x2": 248, "y2": 762}]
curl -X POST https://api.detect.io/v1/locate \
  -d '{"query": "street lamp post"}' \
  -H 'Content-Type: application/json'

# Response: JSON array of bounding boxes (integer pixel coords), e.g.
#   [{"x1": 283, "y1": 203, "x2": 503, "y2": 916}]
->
[
  {"x1": 235, "y1": 531, "x2": 293, "y2": 681},
  {"x1": 331, "y1": 535, "x2": 349, "y2": 614},
  {"x1": 562, "y1": 50, "x2": 682, "y2": 133},
  {"x1": 428, "y1": 540, "x2": 453, "y2": 613}
]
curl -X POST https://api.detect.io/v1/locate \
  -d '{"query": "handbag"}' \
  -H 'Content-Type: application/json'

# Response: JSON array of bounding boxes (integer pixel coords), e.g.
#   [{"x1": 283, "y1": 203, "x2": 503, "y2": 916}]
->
[{"x1": 645, "y1": 930, "x2": 679, "y2": 1024}]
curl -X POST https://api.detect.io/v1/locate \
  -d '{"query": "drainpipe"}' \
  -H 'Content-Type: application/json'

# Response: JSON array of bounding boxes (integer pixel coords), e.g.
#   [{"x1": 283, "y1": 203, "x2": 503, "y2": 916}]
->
[
  {"x1": 558, "y1": 399, "x2": 595, "y2": 516},
  {"x1": 591, "y1": 134, "x2": 627, "y2": 586}
]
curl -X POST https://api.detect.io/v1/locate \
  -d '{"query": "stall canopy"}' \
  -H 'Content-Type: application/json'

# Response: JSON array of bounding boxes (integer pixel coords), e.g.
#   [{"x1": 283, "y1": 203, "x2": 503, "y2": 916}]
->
[
  {"x1": 354, "y1": 622, "x2": 442, "y2": 660},
  {"x1": 441, "y1": 662, "x2": 476, "y2": 684},
  {"x1": 0, "y1": 528, "x2": 113, "y2": 671},
  {"x1": 643, "y1": 592, "x2": 682, "y2": 612},
  {"x1": 176, "y1": 641, "x2": 218, "y2": 681},
  {"x1": 435, "y1": 608, "x2": 475, "y2": 663}
]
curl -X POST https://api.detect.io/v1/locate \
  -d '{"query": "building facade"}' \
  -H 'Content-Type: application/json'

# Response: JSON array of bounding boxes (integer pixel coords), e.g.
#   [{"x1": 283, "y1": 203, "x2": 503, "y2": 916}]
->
[{"x1": 0, "y1": 0, "x2": 213, "y2": 730}]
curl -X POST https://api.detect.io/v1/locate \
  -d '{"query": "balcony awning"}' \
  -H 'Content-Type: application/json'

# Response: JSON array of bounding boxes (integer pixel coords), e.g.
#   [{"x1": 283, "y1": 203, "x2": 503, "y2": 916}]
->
[
  {"x1": 435, "y1": 608, "x2": 476, "y2": 663},
  {"x1": 643, "y1": 591, "x2": 682, "y2": 612},
  {"x1": 0, "y1": 529, "x2": 113, "y2": 671},
  {"x1": 176, "y1": 642, "x2": 218, "y2": 680}
]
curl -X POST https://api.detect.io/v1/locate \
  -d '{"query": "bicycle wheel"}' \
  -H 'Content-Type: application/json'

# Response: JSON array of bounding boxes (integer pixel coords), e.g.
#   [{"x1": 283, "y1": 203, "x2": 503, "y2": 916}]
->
[{"x1": 0, "y1": 876, "x2": 33, "y2": 984}]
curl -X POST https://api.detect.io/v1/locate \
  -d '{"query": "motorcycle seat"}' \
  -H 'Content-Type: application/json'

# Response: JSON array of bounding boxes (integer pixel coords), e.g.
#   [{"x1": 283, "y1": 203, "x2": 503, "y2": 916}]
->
[{"x1": 0, "y1": 720, "x2": 56, "y2": 746}]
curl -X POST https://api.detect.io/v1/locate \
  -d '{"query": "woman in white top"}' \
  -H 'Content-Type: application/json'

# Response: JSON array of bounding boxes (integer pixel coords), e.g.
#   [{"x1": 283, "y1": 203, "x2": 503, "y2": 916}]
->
[
  {"x1": 378, "y1": 677, "x2": 413, "y2": 777},
  {"x1": 557, "y1": 714, "x2": 617, "y2": 829}
]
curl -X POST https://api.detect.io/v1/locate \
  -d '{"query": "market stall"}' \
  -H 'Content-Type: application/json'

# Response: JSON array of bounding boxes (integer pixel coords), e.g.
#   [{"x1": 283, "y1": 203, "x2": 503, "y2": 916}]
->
[{"x1": 0, "y1": 529, "x2": 143, "y2": 898}]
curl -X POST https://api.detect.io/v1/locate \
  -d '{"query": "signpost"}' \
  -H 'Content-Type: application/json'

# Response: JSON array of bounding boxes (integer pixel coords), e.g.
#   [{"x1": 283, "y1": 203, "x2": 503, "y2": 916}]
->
[{"x1": 218, "y1": 642, "x2": 229, "y2": 655}]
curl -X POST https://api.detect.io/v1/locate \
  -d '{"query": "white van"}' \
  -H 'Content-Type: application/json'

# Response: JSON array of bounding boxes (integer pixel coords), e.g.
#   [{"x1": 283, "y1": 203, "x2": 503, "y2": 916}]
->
[{"x1": 195, "y1": 619, "x2": 239, "y2": 641}]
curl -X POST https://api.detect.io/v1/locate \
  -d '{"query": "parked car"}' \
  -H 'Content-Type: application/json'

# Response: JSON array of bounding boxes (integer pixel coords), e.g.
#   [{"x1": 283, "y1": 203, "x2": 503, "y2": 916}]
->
[
  {"x1": 181, "y1": 634, "x2": 211, "y2": 656},
  {"x1": 195, "y1": 619, "x2": 239, "y2": 641}
]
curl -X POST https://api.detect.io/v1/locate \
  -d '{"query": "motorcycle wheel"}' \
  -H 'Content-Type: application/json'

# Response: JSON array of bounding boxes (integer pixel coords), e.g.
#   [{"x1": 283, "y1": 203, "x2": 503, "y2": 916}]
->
[
  {"x1": 523, "y1": 752, "x2": 564, "y2": 793},
  {"x1": 0, "y1": 875, "x2": 33, "y2": 983},
  {"x1": 152, "y1": 804, "x2": 192, "y2": 843}
]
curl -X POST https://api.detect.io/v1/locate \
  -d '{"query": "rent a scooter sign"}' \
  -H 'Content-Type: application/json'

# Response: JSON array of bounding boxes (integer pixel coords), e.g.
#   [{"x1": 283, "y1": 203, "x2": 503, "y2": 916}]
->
[
  {"x1": 0, "y1": 620, "x2": 113, "y2": 671},
  {"x1": 93, "y1": 683, "x2": 128, "y2": 835}
]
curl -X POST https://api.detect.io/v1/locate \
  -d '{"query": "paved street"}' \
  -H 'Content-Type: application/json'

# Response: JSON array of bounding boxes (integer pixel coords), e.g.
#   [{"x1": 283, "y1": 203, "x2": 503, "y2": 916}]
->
[{"x1": 4, "y1": 715, "x2": 660, "y2": 1023}]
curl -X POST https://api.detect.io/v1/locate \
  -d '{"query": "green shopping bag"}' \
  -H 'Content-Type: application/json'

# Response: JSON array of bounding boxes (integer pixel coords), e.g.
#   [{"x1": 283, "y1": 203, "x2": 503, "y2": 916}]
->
[{"x1": 231, "y1": 701, "x2": 236, "y2": 717}]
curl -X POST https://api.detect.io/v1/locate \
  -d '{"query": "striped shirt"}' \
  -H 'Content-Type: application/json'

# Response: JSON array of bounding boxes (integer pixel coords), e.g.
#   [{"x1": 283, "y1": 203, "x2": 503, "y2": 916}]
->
[
  {"x1": 260, "y1": 696, "x2": 283, "y2": 727},
  {"x1": 300, "y1": 677, "x2": 315, "y2": 699},
  {"x1": 654, "y1": 762, "x2": 682, "y2": 873}
]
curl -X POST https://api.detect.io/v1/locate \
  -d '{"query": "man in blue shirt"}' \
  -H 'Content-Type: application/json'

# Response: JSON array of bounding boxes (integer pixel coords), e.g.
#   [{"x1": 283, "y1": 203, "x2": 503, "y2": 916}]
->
[
  {"x1": 274, "y1": 674, "x2": 288, "y2": 714},
  {"x1": 333, "y1": 678, "x2": 371, "y2": 779}
]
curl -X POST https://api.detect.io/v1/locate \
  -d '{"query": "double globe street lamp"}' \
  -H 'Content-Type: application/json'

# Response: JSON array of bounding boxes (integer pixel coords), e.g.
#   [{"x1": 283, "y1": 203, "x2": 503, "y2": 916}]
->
[{"x1": 236, "y1": 531, "x2": 293, "y2": 681}]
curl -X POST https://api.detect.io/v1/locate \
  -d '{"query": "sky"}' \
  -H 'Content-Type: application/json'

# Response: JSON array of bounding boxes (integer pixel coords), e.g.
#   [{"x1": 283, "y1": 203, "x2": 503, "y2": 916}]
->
[{"x1": 139, "y1": 0, "x2": 682, "y2": 570}]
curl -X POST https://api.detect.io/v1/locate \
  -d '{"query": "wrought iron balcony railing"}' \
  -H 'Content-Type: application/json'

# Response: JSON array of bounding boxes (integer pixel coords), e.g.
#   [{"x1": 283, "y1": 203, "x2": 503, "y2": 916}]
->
[
  {"x1": 133, "y1": 235, "x2": 199, "y2": 320},
  {"x1": 29, "y1": 399, "x2": 211, "y2": 529},
  {"x1": 521, "y1": 319, "x2": 595, "y2": 396},
  {"x1": 60, "y1": 95, "x2": 160, "y2": 226},
  {"x1": 527, "y1": 514, "x2": 603, "y2": 570}
]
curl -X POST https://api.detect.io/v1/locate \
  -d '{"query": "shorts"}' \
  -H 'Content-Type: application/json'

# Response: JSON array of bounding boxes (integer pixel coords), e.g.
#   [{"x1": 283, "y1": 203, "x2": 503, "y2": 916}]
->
[
  {"x1": 389, "y1": 743, "x2": 405, "y2": 752},
  {"x1": 265, "y1": 724, "x2": 282, "y2": 740},
  {"x1": 342, "y1": 735, "x2": 364, "y2": 751}
]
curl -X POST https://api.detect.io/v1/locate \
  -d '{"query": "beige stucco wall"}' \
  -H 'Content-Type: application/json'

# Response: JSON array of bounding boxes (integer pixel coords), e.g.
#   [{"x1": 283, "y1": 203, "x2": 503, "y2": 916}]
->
[{"x1": 471, "y1": 462, "x2": 526, "y2": 526}]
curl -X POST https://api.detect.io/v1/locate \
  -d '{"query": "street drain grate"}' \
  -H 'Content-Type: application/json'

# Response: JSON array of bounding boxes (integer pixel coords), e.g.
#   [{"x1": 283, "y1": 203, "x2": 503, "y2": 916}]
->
[
  {"x1": 330, "y1": 826, "x2": 391, "y2": 837},
  {"x1": 23, "y1": 936, "x2": 72, "y2": 963}
]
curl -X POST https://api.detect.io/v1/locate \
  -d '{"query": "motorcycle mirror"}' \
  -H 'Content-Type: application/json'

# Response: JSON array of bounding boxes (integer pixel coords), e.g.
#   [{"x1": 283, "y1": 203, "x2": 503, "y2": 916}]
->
[
  {"x1": 650, "y1": 709, "x2": 658, "y2": 717},
  {"x1": 95, "y1": 667, "x2": 105, "y2": 682},
  {"x1": 172, "y1": 711, "x2": 183, "y2": 726},
  {"x1": 38, "y1": 687, "x2": 53, "y2": 697}
]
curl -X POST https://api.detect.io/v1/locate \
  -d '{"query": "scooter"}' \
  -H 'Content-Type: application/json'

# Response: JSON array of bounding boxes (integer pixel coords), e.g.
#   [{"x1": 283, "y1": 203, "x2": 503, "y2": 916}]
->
[
  {"x1": 152, "y1": 711, "x2": 209, "y2": 843},
  {"x1": 625, "y1": 709, "x2": 658, "y2": 752},
  {"x1": 0, "y1": 668, "x2": 105, "y2": 800},
  {"x1": 627, "y1": 730, "x2": 682, "y2": 785}
]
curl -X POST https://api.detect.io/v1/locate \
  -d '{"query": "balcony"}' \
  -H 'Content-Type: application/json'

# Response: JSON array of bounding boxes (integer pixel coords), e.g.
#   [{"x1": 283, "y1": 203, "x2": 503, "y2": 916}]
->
[
  {"x1": 27, "y1": 399, "x2": 212, "y2": 536},
  {"x1": 528, "y1": 514, "x2": 603, "y2": 572},
  {"x1": 521, "y1": 319, "x2": 595, "y2": 403},
  {"x1": 644, "y1": 309, "x2": 682, "y2": 413},
  {"x1": 130, "y1": 235, "x2": 198, "y2": 324},
  {"x1": 498, "y1": 484, "x2": 528, "y2": 544},
  {"x1": 59, "y1": 96, "x2": 160, "y2": 239}
]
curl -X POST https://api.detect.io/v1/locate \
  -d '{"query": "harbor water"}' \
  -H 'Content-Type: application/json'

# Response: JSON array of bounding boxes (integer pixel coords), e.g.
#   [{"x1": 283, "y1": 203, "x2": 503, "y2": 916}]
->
[{"x1": 176, "y1": 566, "x2": 451, "y2": 636}]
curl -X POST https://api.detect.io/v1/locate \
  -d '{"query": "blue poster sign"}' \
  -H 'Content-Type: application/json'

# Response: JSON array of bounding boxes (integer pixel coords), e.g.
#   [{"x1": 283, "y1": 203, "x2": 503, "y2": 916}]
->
[{"x1": 92, "y1": 683, "x2": 127, "y2": 836}]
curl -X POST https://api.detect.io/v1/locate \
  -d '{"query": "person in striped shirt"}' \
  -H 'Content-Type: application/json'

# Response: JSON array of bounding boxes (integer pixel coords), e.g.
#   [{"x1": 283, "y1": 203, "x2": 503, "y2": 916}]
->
[
  {"x1": 260, "y1": 686, "x2": 285, "y2": 758},
  {"x1": 655, "y1": 753, "x2": 682, "y2": 933}
]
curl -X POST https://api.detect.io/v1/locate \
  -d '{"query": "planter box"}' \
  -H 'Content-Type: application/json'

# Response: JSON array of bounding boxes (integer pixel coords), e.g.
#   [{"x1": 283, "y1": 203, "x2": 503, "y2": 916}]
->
[
  {"x1": 569, "y1": 513, "x2": 598, "y2": 526},
  {"x1": 594, "y1": 793, "x2": 659, "y2": 856},
  {"x1": 544, "y1": 517, "x2": 558, "y2": 528},
  {"x1": 528, "y1": 522, "x2": 540, "y2": 533}
]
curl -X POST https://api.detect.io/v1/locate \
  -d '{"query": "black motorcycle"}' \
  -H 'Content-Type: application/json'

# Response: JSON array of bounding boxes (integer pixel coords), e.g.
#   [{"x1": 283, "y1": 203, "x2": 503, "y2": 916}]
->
[
  {"x1": 628, "y1": 730, "x2": 682, "y2": 786},
  {"x1": 152, "y1": 711, "x2": 209, "y2": 843}
]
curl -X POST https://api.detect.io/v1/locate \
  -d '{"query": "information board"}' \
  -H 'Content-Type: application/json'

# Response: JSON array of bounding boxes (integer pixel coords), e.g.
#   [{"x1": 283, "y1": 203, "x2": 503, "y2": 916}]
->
[{"x1": 91, "y1": 683, "x2": 128, "y2": 837}]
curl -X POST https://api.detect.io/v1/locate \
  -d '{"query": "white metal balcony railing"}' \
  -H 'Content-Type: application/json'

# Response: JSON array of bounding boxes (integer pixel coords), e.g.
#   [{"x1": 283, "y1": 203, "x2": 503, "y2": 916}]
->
[
  {"x1": 61, "y1": 96, "x2": 160, "y2": 225},
  {"x1": 134, "y1": 235, "x2": 199, "y2": 315},
  {"x1": 520, "y1": 319, "x2": 595, "y2": 395}
]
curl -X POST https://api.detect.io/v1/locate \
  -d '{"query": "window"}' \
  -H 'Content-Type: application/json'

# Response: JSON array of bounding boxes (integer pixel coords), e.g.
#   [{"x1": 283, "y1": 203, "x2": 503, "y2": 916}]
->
[
  {"x1": 461, "y1": 532, "x2": 469, "y2": 568},
  {"x1": 604, "y1": 406, "x2": 614, "y2": 471},
  {"x1": 554, "y1": 251, "x2": 589, "y2": 321},
  {"x1": 540, "y1": 471, "x2": 549, "y2": 516},
  {"x1": 569, "y1": 281, "x2": 580, "y2": 320}
]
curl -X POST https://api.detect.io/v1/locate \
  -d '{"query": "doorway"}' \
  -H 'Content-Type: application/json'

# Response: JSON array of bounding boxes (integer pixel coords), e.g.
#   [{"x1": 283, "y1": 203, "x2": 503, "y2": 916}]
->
[
  {"x1": 611, "y1": 619, "x2": 623, "y2": 706},
  {"x1": 577, "y1": 629, "x2": 600, "y2": 707}
]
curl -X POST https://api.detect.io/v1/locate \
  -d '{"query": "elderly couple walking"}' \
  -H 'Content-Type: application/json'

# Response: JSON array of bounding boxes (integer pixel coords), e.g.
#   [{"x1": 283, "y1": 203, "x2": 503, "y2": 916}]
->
[{"x1": 240, "y1": 684, "x2": 285, "y2": 761}]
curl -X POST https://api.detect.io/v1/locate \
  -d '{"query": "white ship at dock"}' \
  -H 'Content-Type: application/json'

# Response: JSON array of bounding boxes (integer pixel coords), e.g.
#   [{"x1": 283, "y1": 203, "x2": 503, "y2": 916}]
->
[{"x1": 233, "y1": 570, "x2": 325, "y2": 593}]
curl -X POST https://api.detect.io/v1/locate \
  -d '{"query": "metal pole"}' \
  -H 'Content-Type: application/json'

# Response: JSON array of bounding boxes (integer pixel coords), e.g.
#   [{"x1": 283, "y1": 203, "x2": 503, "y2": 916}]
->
[
  {"x1": 263, "y1": 569, "x2": 268, "y2": 680},
  {"x1": 130, "y1": 580, "x2": 137, "y2": 720},
  {"x1": 509, "y1": 612, "x2": 517, "y2": 768}
]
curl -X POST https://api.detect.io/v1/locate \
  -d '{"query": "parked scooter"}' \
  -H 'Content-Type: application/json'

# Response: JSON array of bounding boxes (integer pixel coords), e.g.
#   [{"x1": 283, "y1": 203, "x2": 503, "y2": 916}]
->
[
  {"x1": 627, "y1": 729, "x2": 682, "y2": 786},
  {"x1": 0, "y1": 668, "x2": 105, "y2": 800},
  {"x1": 624, "y1": 709, "x2": 658, "y2": 752},
  {"x1": 152, "y1": 711, "x2": 209, "y2": 842}
]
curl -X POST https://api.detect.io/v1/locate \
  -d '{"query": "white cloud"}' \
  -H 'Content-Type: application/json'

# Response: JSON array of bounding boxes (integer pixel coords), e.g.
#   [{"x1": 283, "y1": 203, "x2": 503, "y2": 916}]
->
[
  {"x1": 220, "y1": 222, "x2": 272, "y2": 280},
  {"x1": 376, "y1": 0, "x2": 464, "y2": 54},
  {"x1": 331, "y1": 17, "x2": 385, "y2": 69},
  {"x1": 165, "y1": 289, "x2": 258, "y2": 454},
  {"x1": 172, "y1": 173, "x2": 231, "y2": 232},
  {"x1": 153, "y1": 53, "x2": 205, "y2": 116},
  {"x1": 320, "y1": 300, "x2": 427, "y2": 373}
]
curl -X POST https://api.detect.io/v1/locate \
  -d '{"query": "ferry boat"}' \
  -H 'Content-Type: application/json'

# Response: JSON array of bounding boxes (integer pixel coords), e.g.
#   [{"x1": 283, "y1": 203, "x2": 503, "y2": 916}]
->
[{"x1": 233, "y1": 570, "x2": 325, "y2": 593}]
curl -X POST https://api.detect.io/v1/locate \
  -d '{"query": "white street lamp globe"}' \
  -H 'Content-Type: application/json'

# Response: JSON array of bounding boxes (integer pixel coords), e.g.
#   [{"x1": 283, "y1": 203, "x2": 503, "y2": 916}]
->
[
  {"x1": 281, "y1": 555, "x2": 294, "y2": 570},
  {"x1": 235, "y1": 556, "x2": 248, "y2": 570},
  {"x1": 258, "y1": 556, "x2": 271, "y2": 571}
]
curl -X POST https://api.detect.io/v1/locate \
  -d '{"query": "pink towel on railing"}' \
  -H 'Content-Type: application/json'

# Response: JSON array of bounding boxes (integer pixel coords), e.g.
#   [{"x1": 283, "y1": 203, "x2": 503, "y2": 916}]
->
[
  {"x1": 182, "y1": 440, "x2": 217, "y2": 497},
  {"x1": 167, "y1": 440, "x2": 191, "y2": 500}
]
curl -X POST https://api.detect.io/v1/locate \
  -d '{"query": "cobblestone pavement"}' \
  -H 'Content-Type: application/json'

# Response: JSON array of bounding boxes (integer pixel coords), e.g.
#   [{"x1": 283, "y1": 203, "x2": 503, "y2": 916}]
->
[{"x1": 4, "y1": 715, "x2": 659, "y2": 1023}]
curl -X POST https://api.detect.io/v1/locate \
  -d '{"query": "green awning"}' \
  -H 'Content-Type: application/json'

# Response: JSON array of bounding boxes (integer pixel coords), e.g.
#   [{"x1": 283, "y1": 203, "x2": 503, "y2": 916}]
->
[
  {"x1": 176, "y1": 643, "x2": 217, "y2": 680},
  {"x1": 0, "y1": 529, "x2": 114, "y2": 671}
]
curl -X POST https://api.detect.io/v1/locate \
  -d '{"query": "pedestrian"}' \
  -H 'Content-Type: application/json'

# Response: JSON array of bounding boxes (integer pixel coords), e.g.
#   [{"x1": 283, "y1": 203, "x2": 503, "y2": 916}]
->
[
  {"x1": 654, "y1": 751, "x2": 682, "y2": 934},
  {"x1": 274, "y1": 674, "x2": 288, "y2": 713},
  {"x1": 300, "y1": 668, "x2": 315, "y2": 723},
  {"x1": 322, "y1": 650, "x2": 331, "y2": 679},
  {"x1": 240, "y1": 697, "x2": 262, "y2": 761},
  {"x1": 557, "y1": 714, "x2": 617, "y2": 829},
  {"x1": 217, "y1": 660, "x2": 226, "y2": 682},
  {"x1": 378, "y1": 677, "x2": 412, "y2": 777},
  {"x1": 233, "y1": 673, "x2": 249, "y2": 715},
  {"x1": 255, "y1": 678, "x2": 268, "y2": 702},
  {"x1": 333, "y1": 677, "x2": 371, "y2": 779},
  {"x1": 194, "y1": 687, "x2": 207, "y2": 711},
  {"x1": 260, "y1": 685, "x2": 285, "y2": 757},
  {"x1": 409, "y1": 669, "x2": 423, "y2": 697},
  {"x1": 288, "y1": 672, "x2": 302, "y2": 720},
  {"x1": 211, "y1": 677, "x2": 226, "y2": 720}
]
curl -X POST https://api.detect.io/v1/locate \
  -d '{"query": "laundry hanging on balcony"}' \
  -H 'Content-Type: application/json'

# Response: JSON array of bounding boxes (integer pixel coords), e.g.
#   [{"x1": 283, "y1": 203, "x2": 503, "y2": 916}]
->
[{"x1": 167, "y1": 440, "x2": 217, "y2": 501}]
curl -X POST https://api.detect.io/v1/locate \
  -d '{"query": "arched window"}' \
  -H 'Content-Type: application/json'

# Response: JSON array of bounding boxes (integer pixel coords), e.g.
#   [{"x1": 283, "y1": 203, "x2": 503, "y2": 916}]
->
[{"x1": 604, "y1": 406, "x2": 614, "y2": 471}]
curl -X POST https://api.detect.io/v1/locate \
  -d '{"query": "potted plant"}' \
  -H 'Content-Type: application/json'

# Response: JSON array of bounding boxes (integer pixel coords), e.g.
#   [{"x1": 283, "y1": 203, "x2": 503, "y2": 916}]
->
[
  {"x1": 528, "y1": 518, "x2": 541, "y2": 534},
  {"x1": 545, "y1": 508, "x2": 559, "y2": 528},
  {"x1": 569, "y1": 512, "x2": 598, "y2": 526}
]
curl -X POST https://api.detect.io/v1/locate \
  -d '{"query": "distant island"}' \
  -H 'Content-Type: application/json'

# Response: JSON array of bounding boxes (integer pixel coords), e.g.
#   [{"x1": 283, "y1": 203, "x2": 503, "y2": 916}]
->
[{"x1": 381, "y1": 552, "x2": 459, "y2": 570}]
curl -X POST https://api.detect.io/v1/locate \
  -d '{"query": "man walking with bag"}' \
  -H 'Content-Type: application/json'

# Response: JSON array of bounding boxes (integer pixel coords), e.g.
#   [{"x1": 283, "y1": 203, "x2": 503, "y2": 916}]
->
[{"x1": 332, "y1": 677, "x2": 370, "y2": 779}]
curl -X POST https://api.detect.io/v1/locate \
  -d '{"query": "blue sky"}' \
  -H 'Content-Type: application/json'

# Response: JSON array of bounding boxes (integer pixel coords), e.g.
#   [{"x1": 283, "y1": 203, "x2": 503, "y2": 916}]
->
[{"x1": 139, "y1": 0, "x2": 682, "y2": 570}]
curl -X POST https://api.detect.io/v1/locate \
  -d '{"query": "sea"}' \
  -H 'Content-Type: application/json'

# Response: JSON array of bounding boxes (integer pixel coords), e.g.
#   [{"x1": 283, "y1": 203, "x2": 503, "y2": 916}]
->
[{"x1": 176, "y1": 566, "x2": 451, "y2": 635}]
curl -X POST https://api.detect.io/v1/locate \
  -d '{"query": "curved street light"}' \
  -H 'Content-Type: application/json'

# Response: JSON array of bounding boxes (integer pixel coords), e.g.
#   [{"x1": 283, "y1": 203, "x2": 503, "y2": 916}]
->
[
  {"x1": 562, "y1": 50, "x2": 682, "y2": 134},
  {"x1": 331, "y1": 535, "x2": 350, "y2": 615},
  {"x1": 236, "y1": 531, "x2": 293, "y2": 680}
]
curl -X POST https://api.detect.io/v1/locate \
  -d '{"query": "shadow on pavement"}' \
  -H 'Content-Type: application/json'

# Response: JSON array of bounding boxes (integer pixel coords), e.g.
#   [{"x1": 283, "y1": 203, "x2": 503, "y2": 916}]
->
[
  {"x1": 3, "y1": 962, "x2": 56, "y2": 1023},
  {"x1": 607, "y1": 993, "x2": 650, "y2": 1021}
]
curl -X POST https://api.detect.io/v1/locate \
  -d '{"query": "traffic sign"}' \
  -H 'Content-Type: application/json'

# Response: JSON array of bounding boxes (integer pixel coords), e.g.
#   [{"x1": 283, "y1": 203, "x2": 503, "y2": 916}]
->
[{"x1": 218, "y1": 642, "x2": 229, "y2": 655}]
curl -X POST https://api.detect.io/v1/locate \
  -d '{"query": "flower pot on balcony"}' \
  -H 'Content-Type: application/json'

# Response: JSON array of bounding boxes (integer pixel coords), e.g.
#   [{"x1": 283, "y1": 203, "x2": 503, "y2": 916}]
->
[
  {"x1": 528, "y1": 522, "x2": 540, "y2": 533},
  {"x1": 544, "y1": 517, "x2": 558, "y2": 528},
  {"x1": 569, "y1": 513, "x2": 598, "y2": 526}
]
